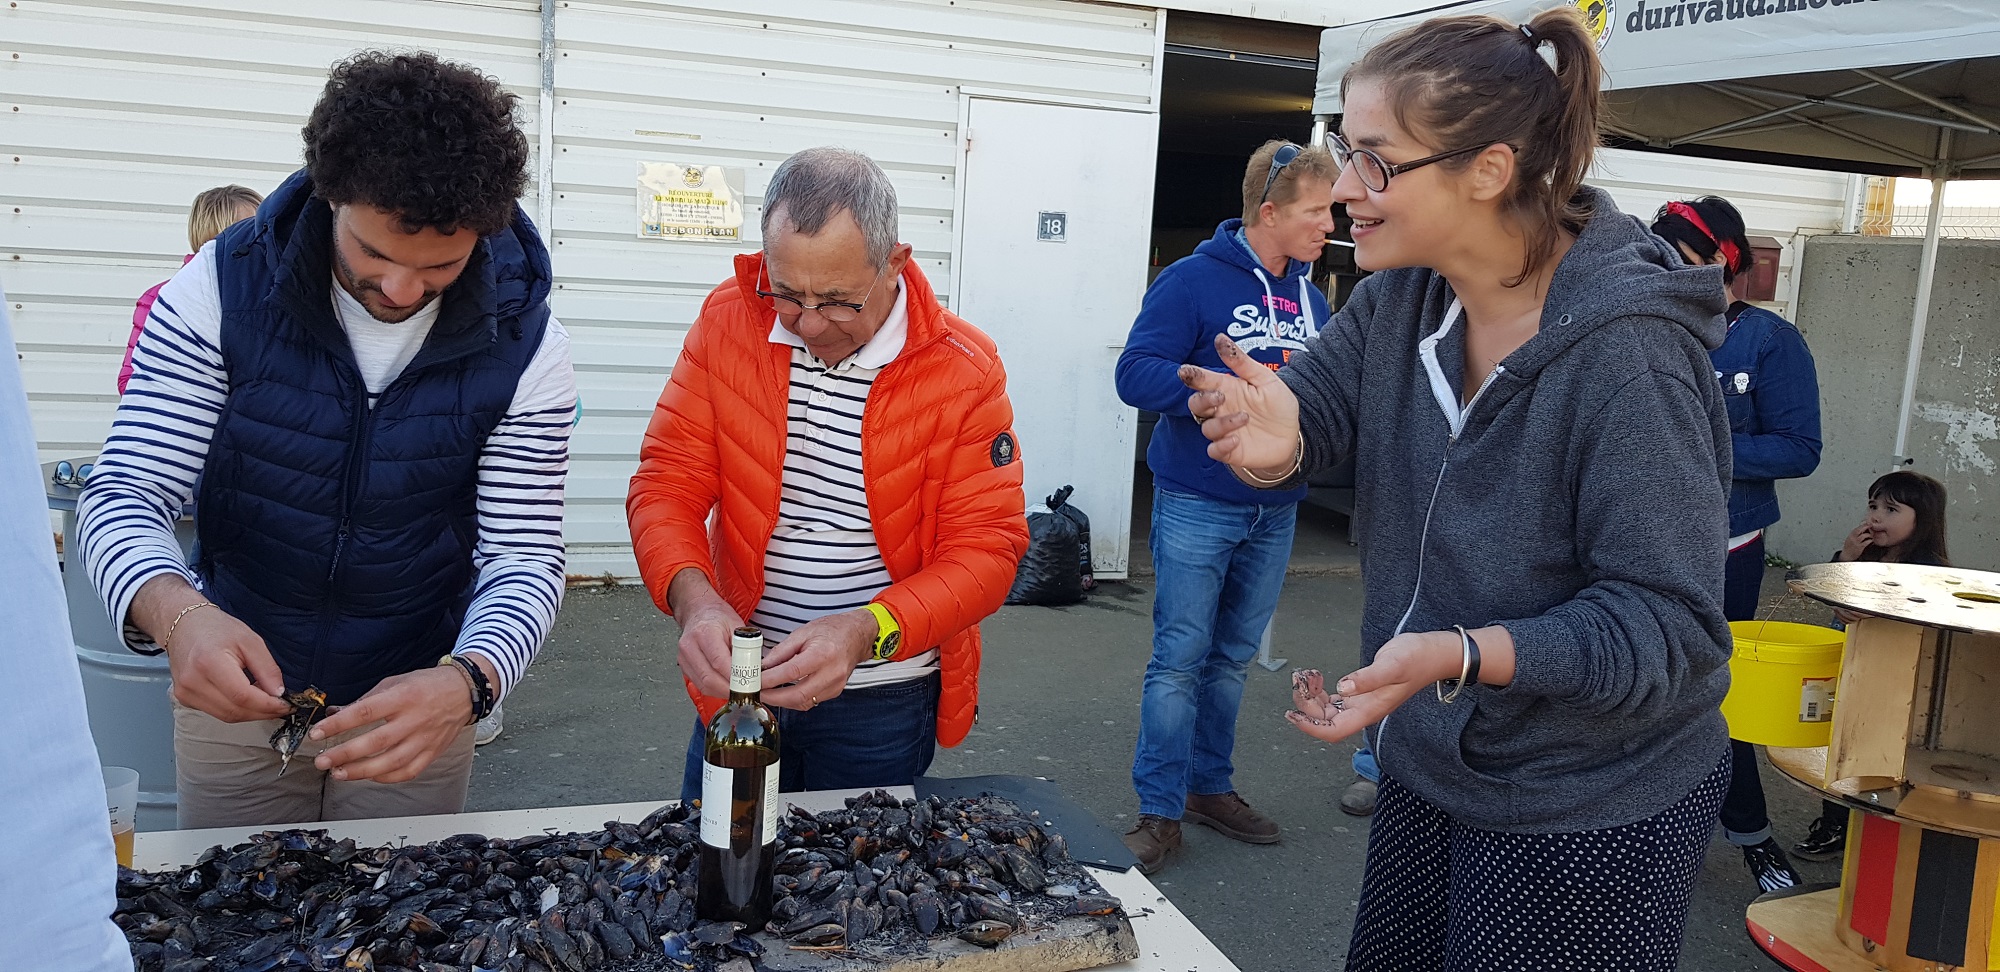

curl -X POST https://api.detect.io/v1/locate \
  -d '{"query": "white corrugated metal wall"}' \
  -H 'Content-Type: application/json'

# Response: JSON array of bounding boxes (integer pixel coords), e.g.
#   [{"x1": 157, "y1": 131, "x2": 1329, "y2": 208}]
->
[
  {"x1": 548, "y1": 0, "x2": 1160, "y2": 576},
  {"x1": 1, "y1": 0, "x2": 1162, "y2": 580},
  {"x1": 2, "y1": 0, "x2": 545, "y2": 460}
]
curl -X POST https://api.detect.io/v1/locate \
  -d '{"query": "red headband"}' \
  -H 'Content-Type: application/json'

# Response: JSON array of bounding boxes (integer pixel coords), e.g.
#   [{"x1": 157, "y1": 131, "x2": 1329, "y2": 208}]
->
[{"x1": 1666, "y1": 201, "x2": 1741, "y2": 275}]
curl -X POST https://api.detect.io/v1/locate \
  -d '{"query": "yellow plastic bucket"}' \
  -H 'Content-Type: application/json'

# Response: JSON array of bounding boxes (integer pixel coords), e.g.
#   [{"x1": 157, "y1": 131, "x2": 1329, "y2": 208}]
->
[{"x1": 1721, "y1": 620, "x2": 1846, "y2": 747}]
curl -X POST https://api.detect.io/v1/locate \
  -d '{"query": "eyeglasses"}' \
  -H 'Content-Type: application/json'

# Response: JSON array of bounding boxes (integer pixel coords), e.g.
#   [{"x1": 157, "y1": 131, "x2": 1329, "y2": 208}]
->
[
  {"x1": 1327, "y1": 132, "x2": 1496, "y2": 193},
  {"x1": 757, "y1": 264, "x2": 887, "y2": 324},
  {"x1": 1257, "y1": 142, "x2": 1304, "y2": 207}
]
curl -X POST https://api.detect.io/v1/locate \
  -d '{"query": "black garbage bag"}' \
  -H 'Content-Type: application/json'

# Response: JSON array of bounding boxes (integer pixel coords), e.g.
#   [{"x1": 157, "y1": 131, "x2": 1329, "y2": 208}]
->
[{"x1": 1006, "y1": 485, "x2": 1092, "y2": 606}]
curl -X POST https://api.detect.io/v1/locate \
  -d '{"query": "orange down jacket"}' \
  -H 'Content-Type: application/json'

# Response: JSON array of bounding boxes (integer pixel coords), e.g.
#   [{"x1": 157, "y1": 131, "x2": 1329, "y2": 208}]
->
[{"x1": 627, "y1": 253, "x2": 1029, "y2": 747}]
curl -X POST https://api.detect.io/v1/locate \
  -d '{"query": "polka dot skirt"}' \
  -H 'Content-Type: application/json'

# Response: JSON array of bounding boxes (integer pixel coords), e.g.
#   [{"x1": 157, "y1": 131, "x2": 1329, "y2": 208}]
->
[{"x1": 1345, "y1": 755, "x2": 1730, "y2": 971}]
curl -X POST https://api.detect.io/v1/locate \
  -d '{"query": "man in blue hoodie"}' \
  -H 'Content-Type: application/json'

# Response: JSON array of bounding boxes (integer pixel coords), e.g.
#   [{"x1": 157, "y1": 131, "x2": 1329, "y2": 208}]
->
[
  {"x1": 78, "y1": 51, "x2": 575, "y2": 828},
  {"x1": 1114, "y1": 140, "x2": 1335, "y2": 873}
]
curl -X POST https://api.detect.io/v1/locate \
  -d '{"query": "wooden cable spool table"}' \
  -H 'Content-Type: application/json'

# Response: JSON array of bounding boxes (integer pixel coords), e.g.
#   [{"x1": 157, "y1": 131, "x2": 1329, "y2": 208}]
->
[{"x1": 1748, "y1": 562, "x2": 2000, "y2": 972}]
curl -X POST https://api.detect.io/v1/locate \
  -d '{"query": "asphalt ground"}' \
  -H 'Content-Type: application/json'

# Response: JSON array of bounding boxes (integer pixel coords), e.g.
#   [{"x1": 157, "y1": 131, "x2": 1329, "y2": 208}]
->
[{"x1": 470, "y1": 517, "x2": 1838, "y2": 972}]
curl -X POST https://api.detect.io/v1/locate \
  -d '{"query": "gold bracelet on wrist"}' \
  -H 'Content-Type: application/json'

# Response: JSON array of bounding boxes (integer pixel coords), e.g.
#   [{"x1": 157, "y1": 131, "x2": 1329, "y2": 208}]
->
[
  {"x1": 1238, "y1": 436, "x2": 1304, "y2": 485},
  {"x1": 161, "y1": 601, "x2": 215, "y2": 655}
]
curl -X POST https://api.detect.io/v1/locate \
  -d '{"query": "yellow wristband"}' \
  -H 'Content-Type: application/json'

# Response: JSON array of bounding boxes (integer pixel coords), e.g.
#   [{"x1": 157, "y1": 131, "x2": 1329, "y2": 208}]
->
[{"x1": 863, "y1": 602, "x2": 902, "y2": 662}]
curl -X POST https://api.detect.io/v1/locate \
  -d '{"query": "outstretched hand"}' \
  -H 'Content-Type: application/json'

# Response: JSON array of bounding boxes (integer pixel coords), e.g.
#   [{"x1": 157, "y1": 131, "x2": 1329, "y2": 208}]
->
[
  {"x1": 1179, "y1": 334, "x2": 1301, "y2": 474},
  {"x1": 1286, "y1": 632, "x2": 1461, "y2": 744}
]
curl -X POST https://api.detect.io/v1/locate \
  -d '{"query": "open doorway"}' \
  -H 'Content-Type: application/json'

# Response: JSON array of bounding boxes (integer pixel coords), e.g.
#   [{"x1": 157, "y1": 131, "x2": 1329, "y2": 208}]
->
[{"x1": 1129, "y1": 12, "x2": 1359, "y2": 577}]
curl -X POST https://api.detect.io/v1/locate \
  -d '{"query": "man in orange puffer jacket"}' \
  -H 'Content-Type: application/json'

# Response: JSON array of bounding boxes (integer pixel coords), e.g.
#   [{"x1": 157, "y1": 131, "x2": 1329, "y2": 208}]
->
[{"x1": 628, "y1": 147, "x2": 1028, "y2": 799}]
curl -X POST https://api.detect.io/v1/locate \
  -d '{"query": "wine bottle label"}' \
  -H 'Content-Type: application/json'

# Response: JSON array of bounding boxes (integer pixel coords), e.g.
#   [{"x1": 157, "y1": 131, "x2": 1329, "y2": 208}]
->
[
  {"x1": 699, "y1": 761, "x2": 728, "y2": 847},
  {"x1": 729, "y1": 658, "x2": 760, "y2": 695},
  {"x1": 699, "y1": 758, "x2": 781, "y2": 848},
  {"x1": 763, "y1": 758, "x2": 781, "y2": 838},
  {"x1": 728, "y1": 636, "x2": 762, "y2": 695}
]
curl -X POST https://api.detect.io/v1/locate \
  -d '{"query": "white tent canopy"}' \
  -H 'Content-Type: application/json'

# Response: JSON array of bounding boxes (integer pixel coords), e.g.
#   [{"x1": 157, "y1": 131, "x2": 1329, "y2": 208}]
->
[{"x1": 1312, "y1": 0, "x2": 2000, "y2": 470}]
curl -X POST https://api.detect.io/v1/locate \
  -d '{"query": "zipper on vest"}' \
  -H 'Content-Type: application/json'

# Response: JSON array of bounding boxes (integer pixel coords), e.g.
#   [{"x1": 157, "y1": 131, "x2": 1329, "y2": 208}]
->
[
  {"x1": 327, "y1": 517, "x2": 349, "y2": 582},
  {"x1": 328, "y1": 408, "x2": 375, "y2": 583},
  {"x1": 311, "y1": 385, "x2": 375, "y2": 688}
]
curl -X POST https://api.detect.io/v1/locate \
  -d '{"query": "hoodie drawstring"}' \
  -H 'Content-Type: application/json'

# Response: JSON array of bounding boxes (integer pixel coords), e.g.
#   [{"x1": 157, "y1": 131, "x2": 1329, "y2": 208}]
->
[
  {"x1": 1249, "y1": 269, "x2": 1320, "y2": 340},
  {"x1": 1252, "y1": 268, "x2": 1279, "y2": 335}
]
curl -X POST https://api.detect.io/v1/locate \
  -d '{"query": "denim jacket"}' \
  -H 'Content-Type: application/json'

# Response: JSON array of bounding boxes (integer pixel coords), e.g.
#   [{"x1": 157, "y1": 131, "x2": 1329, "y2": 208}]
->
[{"x1": 1713, "y1": 302, "x2": 1822, "y2": 536}]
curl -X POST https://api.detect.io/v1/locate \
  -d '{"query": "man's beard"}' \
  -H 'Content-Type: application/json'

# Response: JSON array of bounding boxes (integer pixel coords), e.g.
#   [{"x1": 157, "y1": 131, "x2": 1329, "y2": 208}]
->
[{"x1": 332, "y1": 243, "x2": 443, "y2": 324}]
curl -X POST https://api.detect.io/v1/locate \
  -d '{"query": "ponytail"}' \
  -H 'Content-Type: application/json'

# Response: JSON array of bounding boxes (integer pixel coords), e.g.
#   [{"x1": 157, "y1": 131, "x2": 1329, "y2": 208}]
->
[{"x1": 1347, "y1": 5, "x2": 1605, "y2": 285}]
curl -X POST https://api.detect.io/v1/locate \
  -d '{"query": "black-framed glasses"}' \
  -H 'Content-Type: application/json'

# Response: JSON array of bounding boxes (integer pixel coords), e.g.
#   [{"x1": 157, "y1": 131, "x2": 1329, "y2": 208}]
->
[
  {"x1": 1327, "y1": 132, "x2": 1494, "y2": 193},
  {"x1": 1257, "y1": 142, "x2": 1304, "y2": 207},
  {"x1": 756, "y1": 264, "x2": 887, "y2": 324}
]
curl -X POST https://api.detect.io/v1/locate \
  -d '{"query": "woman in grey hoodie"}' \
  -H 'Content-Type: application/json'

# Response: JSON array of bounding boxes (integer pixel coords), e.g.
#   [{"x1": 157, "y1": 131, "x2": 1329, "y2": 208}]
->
[{"x1": 1183, "y1": 8, "x2": 1733, "y2": 971}]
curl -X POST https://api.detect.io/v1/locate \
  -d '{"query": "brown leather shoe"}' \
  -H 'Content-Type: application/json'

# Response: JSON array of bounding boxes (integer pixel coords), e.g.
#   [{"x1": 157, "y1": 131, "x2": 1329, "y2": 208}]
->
[
  {"x1": 1184, "y1": 791, "x2": 1281, "y2": 844},
  {"x1": 1122, "y1": 815, "x2": 1182, "y2": 875}
]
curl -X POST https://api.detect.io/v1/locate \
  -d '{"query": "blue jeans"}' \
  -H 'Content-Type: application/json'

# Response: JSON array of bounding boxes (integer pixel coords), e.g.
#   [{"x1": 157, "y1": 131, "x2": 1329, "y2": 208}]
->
[
  {"x1": 1723, "y1": 534, "x2": 1765, "y2": 625},
  {"x1": 1354, "y1": 744, "x2": 1381, "y2": 784},
  {"x1": 679, "y1": 672, "x2": 940, "y2": 802},
  {"x1": 1720, "y1": 534, "x2": 1772, "y2": 845},
  {"x1": 1132, "y1": 487, "x2": 1296, "y2": 819}
]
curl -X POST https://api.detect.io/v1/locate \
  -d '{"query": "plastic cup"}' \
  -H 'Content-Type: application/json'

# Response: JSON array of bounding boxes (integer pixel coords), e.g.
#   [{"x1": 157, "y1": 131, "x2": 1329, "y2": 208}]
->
[{"x1": 102, "y1": 766, "x2": 139, "y2": 868}]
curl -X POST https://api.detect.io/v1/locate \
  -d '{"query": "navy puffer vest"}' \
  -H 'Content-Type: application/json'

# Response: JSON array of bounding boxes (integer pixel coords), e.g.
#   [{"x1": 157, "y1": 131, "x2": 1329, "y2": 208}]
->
[{"x1": 199, "y1": 170, "x2": 552, "y2": 705}]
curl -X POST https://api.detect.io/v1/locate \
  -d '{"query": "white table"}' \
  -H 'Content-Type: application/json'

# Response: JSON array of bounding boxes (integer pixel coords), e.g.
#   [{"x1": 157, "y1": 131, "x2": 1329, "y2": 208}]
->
[{"x1": 133, "y1": 787, "x2": 1240, "y2": 972}]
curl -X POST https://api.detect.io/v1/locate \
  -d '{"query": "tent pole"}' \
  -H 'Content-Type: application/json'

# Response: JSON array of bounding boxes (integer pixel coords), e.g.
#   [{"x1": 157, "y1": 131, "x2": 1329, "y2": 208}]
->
[
  {"x1": 1890, "y1": 172, "x2": 1949, "y2": 471},
  {"x1": 1311, "y1": 115, "x2": 1330, "y2": 148}
]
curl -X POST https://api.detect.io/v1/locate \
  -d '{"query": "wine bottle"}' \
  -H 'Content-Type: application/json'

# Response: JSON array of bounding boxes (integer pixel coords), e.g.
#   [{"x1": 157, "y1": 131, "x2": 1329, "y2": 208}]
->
[{"x1": 696, "y1": 625, "x2": 781, "y2": 926}]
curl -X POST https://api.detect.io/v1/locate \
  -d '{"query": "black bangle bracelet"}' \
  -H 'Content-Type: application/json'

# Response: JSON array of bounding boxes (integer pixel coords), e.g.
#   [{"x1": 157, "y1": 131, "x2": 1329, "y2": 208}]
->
[
  {"x1": 1463, "y1": 629, "x2": 1483, "y2": 688},
  {"x1": 450, "y1": 655, "x2": 497, "y2": 724}
]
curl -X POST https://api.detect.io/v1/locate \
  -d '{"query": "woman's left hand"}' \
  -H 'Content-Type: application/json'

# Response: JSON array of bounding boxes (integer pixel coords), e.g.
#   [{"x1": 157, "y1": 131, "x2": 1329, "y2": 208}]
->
[{"x1": 1287, "y1": 631, "x2": 1462, "y2": 743}]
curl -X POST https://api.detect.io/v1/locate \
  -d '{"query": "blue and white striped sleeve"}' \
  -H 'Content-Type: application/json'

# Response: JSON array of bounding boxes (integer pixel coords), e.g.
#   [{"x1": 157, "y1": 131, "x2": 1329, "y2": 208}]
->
[
  {"x1": 453, "y1": 316, "x2": 575, "y2": 702},
  {"x1": 75, "y1": 246, "x2": 228, "y2": 652}
]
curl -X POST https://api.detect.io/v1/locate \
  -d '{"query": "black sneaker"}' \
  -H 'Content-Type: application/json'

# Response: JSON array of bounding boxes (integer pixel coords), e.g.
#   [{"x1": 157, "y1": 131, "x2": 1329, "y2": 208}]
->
[
  {"x1": 1792, "y1": 815, "x2": 1847, "y2": 861},
  {"x1": 1744, "y1": 838, "x2": 1803, "y2": 894}
]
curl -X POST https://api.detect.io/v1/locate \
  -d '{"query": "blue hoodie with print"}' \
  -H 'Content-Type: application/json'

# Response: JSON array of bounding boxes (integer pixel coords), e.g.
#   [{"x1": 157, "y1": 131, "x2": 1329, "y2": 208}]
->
[{"x1": 1116, "y1": 219, "x2": 1330, "y2": 506}]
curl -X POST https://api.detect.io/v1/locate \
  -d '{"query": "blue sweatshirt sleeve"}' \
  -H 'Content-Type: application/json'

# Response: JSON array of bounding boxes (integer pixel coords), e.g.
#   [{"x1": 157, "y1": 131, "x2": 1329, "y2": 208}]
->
[
  {"x1": 1115, "y1": 272, "x2": 1204, "y2": 418},
  {"x1": 1732, "y1": 322, "x2": 1822, "y2": 482}
]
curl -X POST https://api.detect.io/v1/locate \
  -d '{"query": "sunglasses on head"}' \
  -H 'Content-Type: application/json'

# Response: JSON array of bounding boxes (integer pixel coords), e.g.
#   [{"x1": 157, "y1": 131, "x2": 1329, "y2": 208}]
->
[{"x1": 1257, "y1": 143, "x2": 1304, "y2": 207}]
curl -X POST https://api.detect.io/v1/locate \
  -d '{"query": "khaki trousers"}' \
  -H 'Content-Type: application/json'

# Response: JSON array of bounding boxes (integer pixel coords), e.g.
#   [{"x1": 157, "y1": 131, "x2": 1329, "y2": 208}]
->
[{"x1": 173, "y1": 701, "x2": 475, "y2": 830}]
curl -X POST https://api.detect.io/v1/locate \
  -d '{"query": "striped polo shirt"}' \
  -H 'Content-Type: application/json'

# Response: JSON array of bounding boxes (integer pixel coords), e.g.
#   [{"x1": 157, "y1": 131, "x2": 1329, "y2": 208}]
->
[{"x1": 752, "y1": 282, "x2": 936, "y2": 688}]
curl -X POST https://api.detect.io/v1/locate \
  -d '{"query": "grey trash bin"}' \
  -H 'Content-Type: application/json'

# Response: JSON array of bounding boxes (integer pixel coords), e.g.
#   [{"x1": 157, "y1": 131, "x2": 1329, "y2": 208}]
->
[{"x1": 46, "y1": 457, "x2": 192, "y2": 831}]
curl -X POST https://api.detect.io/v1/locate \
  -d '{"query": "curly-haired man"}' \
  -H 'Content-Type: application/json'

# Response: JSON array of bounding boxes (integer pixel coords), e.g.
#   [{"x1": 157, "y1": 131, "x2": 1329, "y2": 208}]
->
[{"x1": 78, "y1": 51, "x2": 575, "y2": 827}]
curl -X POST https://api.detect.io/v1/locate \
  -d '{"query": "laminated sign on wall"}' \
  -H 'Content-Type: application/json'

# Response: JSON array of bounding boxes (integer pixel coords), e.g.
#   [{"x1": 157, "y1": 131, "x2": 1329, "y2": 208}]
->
[{"x1": 637, "y1": 163, "x2": 745, "y2": 242}]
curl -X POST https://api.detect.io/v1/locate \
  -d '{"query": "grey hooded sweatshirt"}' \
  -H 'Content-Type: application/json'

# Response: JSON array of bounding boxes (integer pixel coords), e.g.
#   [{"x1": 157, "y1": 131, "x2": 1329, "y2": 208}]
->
[{"x1": 1278, "y1": 187, "x2": 1733, "y2": 833}]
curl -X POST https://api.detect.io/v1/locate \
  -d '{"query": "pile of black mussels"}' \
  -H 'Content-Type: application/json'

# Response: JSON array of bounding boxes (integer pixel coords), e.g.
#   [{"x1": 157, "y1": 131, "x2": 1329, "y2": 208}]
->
[{"x1": 116, "y1": 790, "x2": 1124, "y2": 972}]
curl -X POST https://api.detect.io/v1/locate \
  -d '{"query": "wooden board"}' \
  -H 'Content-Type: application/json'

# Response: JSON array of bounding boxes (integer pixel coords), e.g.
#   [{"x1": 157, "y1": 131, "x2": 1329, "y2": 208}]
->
[
  {"x1": 1747, "y1": 888, "x2": 1891, "y2": 972},
  {"x1": 1828, "y1": 619, "x2": 1927, "y2": 787},
  {"x1": 1768, "y1": 747, "x2": 1900, "y2": 809},
  {"x1": 1896, "y1": 788, "x2": 2000, "y2": 840},
  {"x1": 1790, "y1": 562, "x2": 2000, "y2": 636},
  {"x1": 132, "y1": 791, "x2": 1235, "y2": 972},
  {"x1": 745, "y1": 918, "x2": 1137, "y2": 972},
  {"x1": 1767, "y1": 746, "x2": 2000, "y2": 843},
  {"x1": 1906, "y1": 750, "x2": 2000, "y2": 800}
]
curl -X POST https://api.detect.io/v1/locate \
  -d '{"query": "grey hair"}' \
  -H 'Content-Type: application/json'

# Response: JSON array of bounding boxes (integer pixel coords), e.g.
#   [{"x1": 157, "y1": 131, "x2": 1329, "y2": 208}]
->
[{"x1": 761, "y1": 146, "x2": 900, "y2": 268}]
